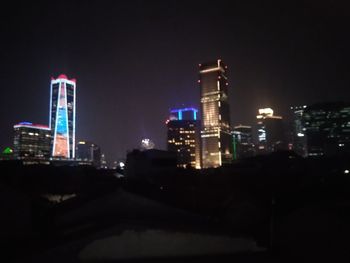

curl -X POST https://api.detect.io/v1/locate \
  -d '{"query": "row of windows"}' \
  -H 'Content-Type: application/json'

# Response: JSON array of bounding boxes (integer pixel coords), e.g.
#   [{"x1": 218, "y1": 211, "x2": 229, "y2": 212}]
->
[
  {"x1": 169, "y1": 141, "x2": 196, "y2": 145},
  {"x1": 179, "y1": 130, "x2": 196, "y2": 134}
]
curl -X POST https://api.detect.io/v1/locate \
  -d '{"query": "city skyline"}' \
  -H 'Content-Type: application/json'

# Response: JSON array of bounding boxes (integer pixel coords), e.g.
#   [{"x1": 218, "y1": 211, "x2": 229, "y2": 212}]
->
[{"x1": 0, "y1": 1, "x2": 349, "y2": 162}]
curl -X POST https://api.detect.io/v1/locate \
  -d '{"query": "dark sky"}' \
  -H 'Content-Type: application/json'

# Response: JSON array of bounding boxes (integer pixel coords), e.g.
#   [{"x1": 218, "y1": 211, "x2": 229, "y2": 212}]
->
[{"x1": 0, "y1": 0, "x2": 349, "y2": 162}]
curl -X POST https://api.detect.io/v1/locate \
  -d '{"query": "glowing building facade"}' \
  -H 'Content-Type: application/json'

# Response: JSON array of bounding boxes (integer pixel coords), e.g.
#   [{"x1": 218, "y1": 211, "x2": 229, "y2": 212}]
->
[
  {"x1": 302, "y1": 102, "x2": 350, "y2": 157},
  {"x1": 50, "y1": 74, "x2": 76, "y2": 159},
  {"x1": 167, "y1": 108, "x2": 201, "y2": 169},
  {"x1": 13, "y1": 122, "x2": 51, "y2": 159},
  {"x1": 256, "y1": 108, "x2": 286, "y2": 153},
  {"x1": 199, "y1": 59, "x2": 232, "y2": 168}
]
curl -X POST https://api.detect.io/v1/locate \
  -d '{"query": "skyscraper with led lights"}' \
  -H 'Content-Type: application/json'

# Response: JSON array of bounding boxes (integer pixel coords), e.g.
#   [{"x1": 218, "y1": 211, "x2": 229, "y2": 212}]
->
[
  {"x1": 167, "y1": 107, "x2": 201, "y2": 169},
  {"x1": 50, "y1": 74, "x2": 76, "y2": 159},
  {"x1": 199, "y1": 59, "x2": 232, "y2": 168}
]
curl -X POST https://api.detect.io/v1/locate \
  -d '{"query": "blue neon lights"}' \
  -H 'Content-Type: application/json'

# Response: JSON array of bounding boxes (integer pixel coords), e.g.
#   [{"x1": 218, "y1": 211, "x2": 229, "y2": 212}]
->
[
  {"x1": 170, "y1": 107, "x2": 198, "y2": 121},
  {"x1": 170, "y1": 107, "x2": 198, "y2": 113},
  {"x1": 178, "y1": 111, "x2": 183, "y2": 120},
  {"x1": 56, "y1": 107, "x2": 68, "y2": 134},
  {"x1": 19, "y1": 122, "x2": 33, "y2": 125},
  {"x1": 51, "y1": 75, "x2": 76, "y2": 159}
]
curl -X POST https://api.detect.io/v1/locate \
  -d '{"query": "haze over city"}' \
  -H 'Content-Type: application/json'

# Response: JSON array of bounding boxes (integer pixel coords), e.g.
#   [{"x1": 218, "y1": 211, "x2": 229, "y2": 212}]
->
[
  {"x1": 1, "y1": 0, "x2": 349, "y2": 162},
  {"x1": 3, "y1": 1, "x2": 350, "y2": 263}
]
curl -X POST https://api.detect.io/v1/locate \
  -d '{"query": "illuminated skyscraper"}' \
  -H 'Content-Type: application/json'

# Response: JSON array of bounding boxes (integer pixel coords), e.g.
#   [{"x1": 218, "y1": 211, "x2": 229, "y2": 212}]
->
[
  {"x1": 302, "y1": 102, "x2": 350, "y2": 157},
  {"x1": 256, "y1": 108, "x2": 286, "y2": 153},
  {"x1": 199, "y1": 59, "x2": 232, "y2": 168},
  {"x1": 50, "y1": 74, "x2": 76, "y2": 159},
  {"x1": 167, "y1": 107, "x2": 201, "y2": 169}
]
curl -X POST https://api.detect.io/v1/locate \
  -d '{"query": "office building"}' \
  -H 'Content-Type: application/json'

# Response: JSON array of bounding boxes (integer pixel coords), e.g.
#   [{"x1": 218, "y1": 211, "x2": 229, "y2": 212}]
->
[
  {"x1": 167, "y1": 107, "x2": 201, "y2": 169},
  {"x1": 290, "y1": 105, "x2": 307, "y2": 157},
  {"x1": 13, "y1": 122, "x2": 51, "y2": 159},
  {"x1": 302, "y1": 102, "x2": 350, "y2": 157},
  {"x1": 232, "y1": 125, "x2": 255, "y2": 159},
  {"x1": 50, "y1": 74, "x2": 76, "y2": 159},
  {"x1": 76, "y1": 141, "x2": 101, "y2": 167},
  {"x1": 199, "y1": 59, "x2": 232, "y2": 168},
  {"x1": 256, "y1": 108, "x2": 286, "y2": 153}
]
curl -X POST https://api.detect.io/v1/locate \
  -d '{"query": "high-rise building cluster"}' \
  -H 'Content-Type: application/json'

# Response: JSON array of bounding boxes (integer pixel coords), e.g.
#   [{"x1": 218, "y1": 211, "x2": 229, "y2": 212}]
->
[
  {"x1": 166, "y1": 59, "x2": 350, "y2": 169},
  {"x1": 12, "y1": 74, "x2": 76, "y2": 161},
  {"x1": 166, "y1": 59, "x2": 289, "y2": 169},
  {"x1": 6, "y1": 74, "x2": 103, "y2": 167},
  {"x1": 2, "y1": 60, "x2": 348, "y2": 169},
  {"x1": 291, "y1": 102, "x2": 350, "y2": 157}
]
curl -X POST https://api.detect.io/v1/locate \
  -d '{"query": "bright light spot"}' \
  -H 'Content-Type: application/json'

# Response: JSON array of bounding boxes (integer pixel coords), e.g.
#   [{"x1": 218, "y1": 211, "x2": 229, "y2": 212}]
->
[
  {"x1": 297, "y1": 133, "x2": 305, "y2": 137},
  {"x1": 3, "y1": 147, "x2": 13, "y2": 154},
  {"x1": 258, "y1": 108, "x2": 274, "y2": 116},
  {"x1": 344, "y1": 170, "x2": 349, "y2": 174},
  {"x1": 339, "y1": 143, "x2": 344, "y2": 147},
  {"x1": 141, "y1": 138, "x2": 155, "y2": 150},
  {"x1": 142, "y1": 138, "x2": 150, "y2": 145},
  {"x1": 119, "y1": 162, "x2": 125, "y2": 168}
]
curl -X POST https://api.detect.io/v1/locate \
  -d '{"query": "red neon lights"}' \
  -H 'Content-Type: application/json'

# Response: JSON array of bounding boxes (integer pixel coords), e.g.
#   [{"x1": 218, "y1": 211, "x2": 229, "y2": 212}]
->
[{"x1": 51, "y1": 74, "x2": 76, "y2": 83}]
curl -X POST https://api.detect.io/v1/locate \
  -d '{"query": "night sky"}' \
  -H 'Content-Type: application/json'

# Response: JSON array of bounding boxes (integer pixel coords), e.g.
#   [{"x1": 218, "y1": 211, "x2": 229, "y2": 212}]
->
[{"x1": 0, "y1": 1, "x2": 349, "y2": 163}]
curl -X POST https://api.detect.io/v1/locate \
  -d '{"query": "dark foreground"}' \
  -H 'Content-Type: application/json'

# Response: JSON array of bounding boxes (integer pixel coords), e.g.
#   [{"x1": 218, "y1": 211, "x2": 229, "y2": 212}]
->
[{"x1": 1, "y1": 152, "x2": 350, "y2": 262}]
